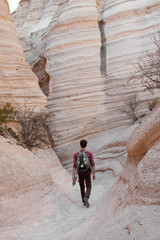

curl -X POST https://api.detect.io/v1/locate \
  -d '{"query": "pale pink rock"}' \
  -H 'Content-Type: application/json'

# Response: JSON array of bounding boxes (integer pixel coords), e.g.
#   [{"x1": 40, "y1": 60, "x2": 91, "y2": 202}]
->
[
  {"x1": 0, "y1": 136, "x2": 78, "y2": 239},
  {"x1": 13, "y1": 0, "x2": 160, "y2": 165},
  {"x1": 0, "y1": 0, "x2": 46, "y2": 108}
]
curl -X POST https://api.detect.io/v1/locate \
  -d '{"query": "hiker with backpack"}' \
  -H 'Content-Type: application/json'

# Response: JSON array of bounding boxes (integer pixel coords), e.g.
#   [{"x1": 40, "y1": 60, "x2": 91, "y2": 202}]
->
[{"x1": 72, "y1": 139, "x2": 96, "y2": 208}]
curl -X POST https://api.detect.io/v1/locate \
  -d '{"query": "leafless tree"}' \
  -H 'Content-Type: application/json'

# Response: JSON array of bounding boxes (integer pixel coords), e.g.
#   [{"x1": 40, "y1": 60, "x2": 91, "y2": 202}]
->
[
  {"x1": 122, "y1": 93, "x2": 140, "y2": 123},
  {"x1": 130, "y1": 31, "x2": 160, "y2": 92},
  {"x1": 16, "y1": 107, "x2": 50, "y2": 149}
]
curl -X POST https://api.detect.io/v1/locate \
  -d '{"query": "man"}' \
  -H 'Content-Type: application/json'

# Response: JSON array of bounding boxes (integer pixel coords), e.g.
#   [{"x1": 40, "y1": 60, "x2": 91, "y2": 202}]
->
[{"x1": 72, "y1": 139, "x2": 96, "y2": 208}]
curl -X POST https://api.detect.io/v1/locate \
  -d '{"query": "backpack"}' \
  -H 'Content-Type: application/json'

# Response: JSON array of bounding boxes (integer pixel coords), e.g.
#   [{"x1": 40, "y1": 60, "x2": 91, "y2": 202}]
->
[{"x1": 76, "y1": 151, "x2": 91, "y2": 172}]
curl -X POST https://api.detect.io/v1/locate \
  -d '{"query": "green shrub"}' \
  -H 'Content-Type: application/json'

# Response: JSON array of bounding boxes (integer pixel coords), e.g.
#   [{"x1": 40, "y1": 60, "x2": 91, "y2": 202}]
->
[
  {"x1": 0, "y1": 103, "x2": 17, "y2": 137},
  {"x1": 0, "y1": 125, "x2": 8, "y2": 135},
  {"x1": 0, "y1": 103, "x2": 17, "y2": 124}
]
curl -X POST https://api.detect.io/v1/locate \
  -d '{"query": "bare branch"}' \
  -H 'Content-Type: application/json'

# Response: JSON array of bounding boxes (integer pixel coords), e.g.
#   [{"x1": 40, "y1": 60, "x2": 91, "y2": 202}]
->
[
  {"x1": 121, "y1": 93, "x2": 140, "y2": 124},
  {"x1": 16, "y1": 108, "x2": 50, "y2": 149},
  {"x1": 129, "y1": 31, "x2": 160, "y2": 92}
]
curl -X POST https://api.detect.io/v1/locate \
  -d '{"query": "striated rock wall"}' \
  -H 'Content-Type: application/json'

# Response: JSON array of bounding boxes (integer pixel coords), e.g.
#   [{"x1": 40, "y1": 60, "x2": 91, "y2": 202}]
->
[
  {"x1": 13, "y1": 0, "x2": 160, "y2": 164},
  {"x1": 99, "y1": 0, "x2": 160, "y2": 127},
  {"x1": 13, "y1": 0, "x2": 107, "y2": 163},
  {"x1": 0, "y1": 0, "x2": 46, "y2": 108}
]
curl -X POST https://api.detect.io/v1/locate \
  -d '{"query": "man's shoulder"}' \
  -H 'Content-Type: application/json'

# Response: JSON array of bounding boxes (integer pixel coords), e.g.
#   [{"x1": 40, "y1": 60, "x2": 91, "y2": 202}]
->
[
  {"x1": 85, "y1": 150, "x2": 93, "y2": 156},
  {"x1": 74, "y1": 152, "x2": 79, "y2": 158}
]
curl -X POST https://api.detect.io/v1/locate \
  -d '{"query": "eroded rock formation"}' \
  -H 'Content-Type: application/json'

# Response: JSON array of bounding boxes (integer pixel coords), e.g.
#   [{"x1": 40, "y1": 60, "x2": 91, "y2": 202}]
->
[
  {"x1": 0, "y1": 0, "x2": 46, "y2": 108},
  {"x1": 32, "y1": 56, "x2": 50, "y2": 96},
  {"x1": 12, "y1": 0, "x2": 109, "y2": 163},
  {"x1": 0, "y1": 2, "x2": 160, "y2": 239},
  {"x1": 13, "y1": 0, "x2": 160, "y2": 164}
]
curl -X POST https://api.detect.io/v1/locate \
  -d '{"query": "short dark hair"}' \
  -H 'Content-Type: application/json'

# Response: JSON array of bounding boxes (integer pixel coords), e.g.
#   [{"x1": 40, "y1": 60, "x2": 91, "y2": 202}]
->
[{"x1": 80, "y1": 139, "x2": 87, "y2": 148}]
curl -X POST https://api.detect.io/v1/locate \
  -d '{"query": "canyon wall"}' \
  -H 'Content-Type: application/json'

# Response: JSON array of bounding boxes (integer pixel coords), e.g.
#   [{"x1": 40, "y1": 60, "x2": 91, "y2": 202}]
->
[
  {"x1": 100, "y1": 0, "x2": 160, "y2": 122},
  {"x1": 13, "y1": 0, "x2": 160, "y2": 164},
  {"x1": 1, "y1": 2, "x2": 159, "y2": 239},
  {"x1": 0, "y1": 3, "x2": 78, "y2": 239},
  {"x1": 0, "y1": 0, "x2": 46, "y2": 108}
]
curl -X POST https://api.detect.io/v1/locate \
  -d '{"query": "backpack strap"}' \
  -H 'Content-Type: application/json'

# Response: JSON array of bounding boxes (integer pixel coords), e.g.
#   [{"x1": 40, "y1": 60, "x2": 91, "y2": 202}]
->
[{"x1": 82, "y1": 150, "x2": 92, "y2": 172}]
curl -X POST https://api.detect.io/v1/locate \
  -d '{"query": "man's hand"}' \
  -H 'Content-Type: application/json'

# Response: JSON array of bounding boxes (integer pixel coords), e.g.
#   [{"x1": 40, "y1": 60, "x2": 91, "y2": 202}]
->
[
  {"x1": 93, "y1": 174, "x2": 96, "y2": 180},
  {"x1": 72, "y1": 168, "x2": 76, "y2": 182},
  {"x1": 72, "y1": 176, "x2": 75, "y2": 182}
]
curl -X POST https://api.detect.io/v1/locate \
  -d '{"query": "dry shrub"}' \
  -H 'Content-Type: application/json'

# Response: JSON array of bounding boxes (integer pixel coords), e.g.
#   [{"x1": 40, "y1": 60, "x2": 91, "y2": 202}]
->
[
  {"x1": 16, "y1": 107, "x2": 50, "y2": 149},
  {"x1": 130, "y1": 31, "x2": 160, "y2": 92},
  {"x1": 122, "y1": 93, "x2": 140, "y2": 124}
]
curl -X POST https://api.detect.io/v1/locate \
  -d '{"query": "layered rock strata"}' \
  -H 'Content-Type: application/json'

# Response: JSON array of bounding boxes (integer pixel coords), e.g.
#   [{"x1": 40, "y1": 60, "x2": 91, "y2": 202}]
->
[
  {"x1": 0, "y1": 0, "x2": 46, "y2": 108},
  {"x1": 13, "y1": 0, "x2": 108, "y2": 162},
  {"x1": 98, "y1": 0, "x2": 160, "y2": 128},
  {"x1": 13, "y1": 0, "x2": 160, "y2": 164}
]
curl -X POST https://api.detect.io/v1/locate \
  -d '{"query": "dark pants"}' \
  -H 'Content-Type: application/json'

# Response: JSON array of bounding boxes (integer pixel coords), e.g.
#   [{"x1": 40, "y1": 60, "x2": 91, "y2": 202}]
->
[{"x1": 78, "y1": 169, "x2": 91, "y2": 203}]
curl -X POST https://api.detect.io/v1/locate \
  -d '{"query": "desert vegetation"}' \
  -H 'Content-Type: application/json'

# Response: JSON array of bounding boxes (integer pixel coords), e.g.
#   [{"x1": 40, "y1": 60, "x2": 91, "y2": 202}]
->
[
  {"x1": 16, "y1": 107, "x2": 50, "y2": 149},
  {"x1": 122, "y1": 93, "x2": 140, "y2": 123},
  {"x1": 0, "y1": 103, "x2": 17, "y2": 136},
  {"x1": 130, "y1": 31, "x2": 160, "y2": 92},
  {"x1": 0, "y1": 102, "x2": 50, "y2": 149},
  {"x1": 123, "y1": 31, "x2": 160, "y2": 123}
]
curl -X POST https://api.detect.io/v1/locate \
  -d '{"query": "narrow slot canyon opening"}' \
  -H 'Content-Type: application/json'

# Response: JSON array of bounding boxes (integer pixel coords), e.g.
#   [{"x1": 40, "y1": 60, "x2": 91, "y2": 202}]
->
[
  {"x1": 98, "y1": 20, "x2": 107, "y2": 78},
  {"x1": 32, "y1": 56, "x2": 50, "y2": 96}
]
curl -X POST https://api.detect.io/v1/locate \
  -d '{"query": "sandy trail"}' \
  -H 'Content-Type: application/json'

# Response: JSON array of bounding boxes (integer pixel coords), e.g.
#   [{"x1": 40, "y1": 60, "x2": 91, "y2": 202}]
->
[{"x1": 10, "y1": 171, "x2": 116, "y2": 240}]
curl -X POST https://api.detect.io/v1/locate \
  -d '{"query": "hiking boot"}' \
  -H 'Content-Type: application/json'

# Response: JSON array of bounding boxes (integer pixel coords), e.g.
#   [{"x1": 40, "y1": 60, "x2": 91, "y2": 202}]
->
[{"x1": 83, "y1": 196, "x2": 90, "y2": 208}]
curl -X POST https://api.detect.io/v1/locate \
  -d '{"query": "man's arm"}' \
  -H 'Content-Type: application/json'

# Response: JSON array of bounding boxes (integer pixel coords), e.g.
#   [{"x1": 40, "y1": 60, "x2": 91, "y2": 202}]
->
[
  {"x1": 72, "y1": 167, "x2": 76, "y2": 182},
  {"x1": 72, "y1": 152, "x2": 78, "y2": 181},
  {"x1": 92, "y1": 166, "x2": 96, "y2": 180},
  {"x1": 89, "y1": 151, "x2": 96, "y2": 180}
]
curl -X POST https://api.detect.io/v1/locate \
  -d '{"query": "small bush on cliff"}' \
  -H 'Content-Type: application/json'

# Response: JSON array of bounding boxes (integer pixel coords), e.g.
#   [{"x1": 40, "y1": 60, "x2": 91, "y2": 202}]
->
[
  {"x1": 0, "y1": 103, "x2": 17, "y2": 136},
  {"x1": 130, "y1": 31, "x2": 160, "y2": 92},
  {"x1": 0, "y1": 103, "x2": 17, "y2": 124},
  {"x1": 16, "y1": 107, "x2": 50, "y2": 149},
  {"x1": 122, "y1": 93, "x2": 140, "y2": 123}
]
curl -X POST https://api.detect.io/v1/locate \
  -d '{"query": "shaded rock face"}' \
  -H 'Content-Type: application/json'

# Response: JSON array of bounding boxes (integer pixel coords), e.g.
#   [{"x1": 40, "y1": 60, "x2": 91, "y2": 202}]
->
[
  {"x1": 13, "y1": 0, "x2": 160, "y2": 163},
  {"x1": 32, "y1": 56, "x2": 50, "y2": 96},
  {"x1": 0, "y1": 0, "x2": 46, "y2": 108}
]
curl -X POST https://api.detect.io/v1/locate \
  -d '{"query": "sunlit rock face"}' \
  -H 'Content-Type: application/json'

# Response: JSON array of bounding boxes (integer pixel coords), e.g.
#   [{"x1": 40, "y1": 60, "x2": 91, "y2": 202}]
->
[
  {"x1": 13, "y1": 0, "x2": 160, "y2": 164},
  {"x1": 0, "y1": 0, "x2": 46, "y2": 108}
]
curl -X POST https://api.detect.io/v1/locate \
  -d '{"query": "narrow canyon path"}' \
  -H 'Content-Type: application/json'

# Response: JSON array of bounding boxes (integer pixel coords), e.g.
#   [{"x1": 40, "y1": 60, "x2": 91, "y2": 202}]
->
[{"x1": 15, "y1": 171, "x2": 116, "y2": 240}]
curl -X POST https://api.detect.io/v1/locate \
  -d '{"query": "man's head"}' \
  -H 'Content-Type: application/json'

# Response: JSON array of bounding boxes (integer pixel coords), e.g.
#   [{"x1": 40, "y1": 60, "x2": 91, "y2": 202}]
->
[{"x1": 80, "y1": 139, "x2": 87, "y2": 149}]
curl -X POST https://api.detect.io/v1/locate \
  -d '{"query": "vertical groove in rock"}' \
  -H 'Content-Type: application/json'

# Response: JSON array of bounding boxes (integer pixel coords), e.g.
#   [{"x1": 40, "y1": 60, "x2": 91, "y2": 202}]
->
[
  {"x1": 96, "y1": 0, "x2": 107, "y2": 78},
  {"x1": 32, "y1": 56, "x2": 50, "y2": 96},
  {"x1": 98, "y1": 20, "x2": 107, "y2": 78}
]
